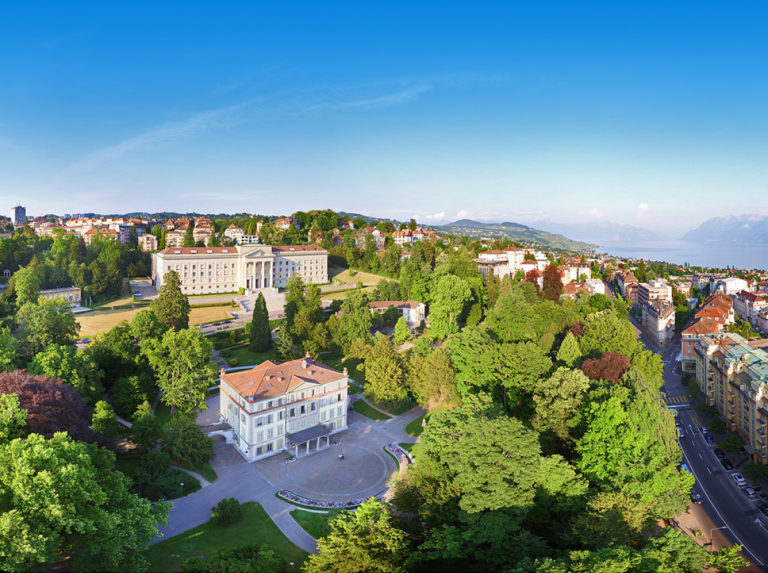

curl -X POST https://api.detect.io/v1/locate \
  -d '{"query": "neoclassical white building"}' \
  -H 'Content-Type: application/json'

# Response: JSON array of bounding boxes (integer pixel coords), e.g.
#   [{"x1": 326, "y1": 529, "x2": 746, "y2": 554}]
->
[
  {"x1": 151, "y1": 244, "x2": 327, "y2": 295},
  {"x1": 219, "y1": 356, "x2": 349, "y2": 460}
]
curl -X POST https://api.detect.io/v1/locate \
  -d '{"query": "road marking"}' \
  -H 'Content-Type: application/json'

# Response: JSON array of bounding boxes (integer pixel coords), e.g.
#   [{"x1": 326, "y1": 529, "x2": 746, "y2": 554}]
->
[
  {"x1": 757, "y1": 519, "x2": 768, "y2": 531},
  {"x1": 699, "y1": 452, "x2": 703, "y2": 460},
  {"x1": 681, "y1": 450, "x2": 764, "y2": 566}
]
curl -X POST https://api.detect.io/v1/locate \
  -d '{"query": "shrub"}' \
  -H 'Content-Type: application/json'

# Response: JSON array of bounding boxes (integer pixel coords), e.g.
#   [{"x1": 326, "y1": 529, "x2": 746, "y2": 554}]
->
[
  {"x1": 229, "y1": 357, "x2": 239, "y2": 367},
  {"x1": 161, "y1": 415, "x2": 214, "y2": 466},
  {"x1": 211, "y1": 497, "x2": 242, "y2": 526},
  {"x1": 181, "y1": 544, "x2": 280, "y2": 572}
]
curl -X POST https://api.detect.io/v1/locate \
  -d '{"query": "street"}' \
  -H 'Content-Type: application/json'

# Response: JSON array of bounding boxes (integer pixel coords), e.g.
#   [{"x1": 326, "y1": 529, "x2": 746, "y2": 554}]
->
[{"x1": 644, "y1": 324, "x2": 768, "y2": 570}]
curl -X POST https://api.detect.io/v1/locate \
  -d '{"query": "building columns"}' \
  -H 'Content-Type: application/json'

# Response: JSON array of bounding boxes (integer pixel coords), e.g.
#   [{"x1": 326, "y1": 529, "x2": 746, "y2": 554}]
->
[{"x1": 260, "y1": 261, "x2": 265, "y2": 289}]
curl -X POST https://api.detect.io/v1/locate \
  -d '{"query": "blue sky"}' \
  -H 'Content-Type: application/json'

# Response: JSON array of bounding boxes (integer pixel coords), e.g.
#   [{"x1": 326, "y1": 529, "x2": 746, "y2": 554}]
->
[{"x1": 1, "y1": 1, "x2": 767, "y2": 233}]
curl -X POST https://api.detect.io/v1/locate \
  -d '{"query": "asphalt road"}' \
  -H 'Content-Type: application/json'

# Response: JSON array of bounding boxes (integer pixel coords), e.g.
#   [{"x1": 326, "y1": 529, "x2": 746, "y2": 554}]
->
[{"x1": 641, "y1": 323, "x2": 768, "y2": 570}]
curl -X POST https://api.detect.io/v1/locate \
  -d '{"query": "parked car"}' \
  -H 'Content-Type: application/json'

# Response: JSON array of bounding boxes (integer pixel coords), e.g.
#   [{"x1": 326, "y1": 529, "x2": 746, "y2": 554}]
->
[
  {"x1": 758, "y1": 502, "x2": 768, "y2": 516},
  {"x1": 678, "y1": 427, "x2": 686, "y2": 438},
  {"x1": 744, "y1": 487, "x2": 758, "y2": 499},
  {"x1": 690, "y1": 487, "x2": 703, "y2": 504},
  {"x1": 704, "y1": 433, "x2": 715, "y2": 443},
  {"x1": 731, "y1": 472, "x2": 747, "y2": 487},
  {"x1": 700, "y1": 426, "x2": 709, "y2": 434},
  {"x1": 720, "y1": 459, "x2": 734, "y2": 471},
  {"x1": 714, "y1": 448, "x2": 726, "y2": 459}
]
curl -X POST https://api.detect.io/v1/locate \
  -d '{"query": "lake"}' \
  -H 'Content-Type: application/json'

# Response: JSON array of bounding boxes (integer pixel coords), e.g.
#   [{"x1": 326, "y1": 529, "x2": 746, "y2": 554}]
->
[{"x1": 597, "y1": 240, "x2": 768, "y2": 271}]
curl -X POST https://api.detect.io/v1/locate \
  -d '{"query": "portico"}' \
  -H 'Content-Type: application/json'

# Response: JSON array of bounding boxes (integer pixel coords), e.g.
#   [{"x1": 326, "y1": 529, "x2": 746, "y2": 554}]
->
[{"x1": 287, "y1": 425, "x2": 333, "y2": 458}]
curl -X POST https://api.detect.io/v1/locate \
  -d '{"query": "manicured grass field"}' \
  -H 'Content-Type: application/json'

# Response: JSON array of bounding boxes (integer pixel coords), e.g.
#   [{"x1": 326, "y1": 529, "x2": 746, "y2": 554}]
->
[
  {"x1": 145, "y1": 502, "x2": 307, "y2": 572},
  {"x1": 405, "y1": 414, "x2": 426, "y2": 437},
  {"x1": 328, "y1": 266, "x2": 389, "y2": 286},
  {"x1": 352, "y1": 400, "x2": 391, "y2": 421},
  {"x1": 179, "y1": 460, "x2": 218, "y2": 483},
  {"x1": 78, "y1": 306, "x2": 234, "y2": 337},
  {"x1": 399, "y1": 442, "x2": 415, "y2": 454},
  {"x1": 219, "y1": 345, "x2": 279, "y2": 366},
  {"x1": 290, "y1": 509, "x2": 335, "y2": 539},
  {"x1": 320, "y1": 286, "x2": 376, "y2": 300}
]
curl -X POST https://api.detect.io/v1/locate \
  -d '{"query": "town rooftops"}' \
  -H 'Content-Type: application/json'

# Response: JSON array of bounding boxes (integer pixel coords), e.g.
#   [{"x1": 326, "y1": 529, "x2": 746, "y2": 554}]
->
[{"x1": 221, "y1": 357, "x2": 345, "y2": 401}]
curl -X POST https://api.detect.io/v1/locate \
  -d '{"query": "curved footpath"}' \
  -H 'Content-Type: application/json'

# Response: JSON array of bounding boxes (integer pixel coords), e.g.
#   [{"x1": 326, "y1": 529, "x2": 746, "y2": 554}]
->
[{"x1": 153, "y1": 405, "x2": 425, "y2": 554}]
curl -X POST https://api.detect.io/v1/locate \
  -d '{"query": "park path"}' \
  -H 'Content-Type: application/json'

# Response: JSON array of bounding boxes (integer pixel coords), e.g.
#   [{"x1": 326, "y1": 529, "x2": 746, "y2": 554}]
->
[{"x1": 154, "y1": 404, "x2": 425, "y2": 555}]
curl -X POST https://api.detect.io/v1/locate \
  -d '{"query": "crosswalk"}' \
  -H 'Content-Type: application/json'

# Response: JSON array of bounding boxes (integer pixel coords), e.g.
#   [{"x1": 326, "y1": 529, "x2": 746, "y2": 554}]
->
[{"x1": 661, "y1": 393, "x2": 689, "y2": 406}]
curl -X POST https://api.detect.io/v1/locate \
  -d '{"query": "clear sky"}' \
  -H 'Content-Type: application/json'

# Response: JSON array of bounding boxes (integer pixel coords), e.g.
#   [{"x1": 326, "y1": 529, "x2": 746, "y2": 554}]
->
[{"x1": 1, "y1": 1, "x2": 767, "y2": 232}]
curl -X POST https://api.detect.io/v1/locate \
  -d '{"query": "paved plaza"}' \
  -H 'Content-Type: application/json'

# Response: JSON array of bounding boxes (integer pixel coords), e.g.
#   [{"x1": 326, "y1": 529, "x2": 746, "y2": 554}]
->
[{"x1": 157, "y1": 404, "x2": 425, "y2": 554}]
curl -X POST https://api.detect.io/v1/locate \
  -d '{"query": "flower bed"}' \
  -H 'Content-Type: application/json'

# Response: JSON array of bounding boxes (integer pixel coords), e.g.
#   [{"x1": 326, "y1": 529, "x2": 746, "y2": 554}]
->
[
  {"x1": 385, "y1": 443, "x2": 413, "y2": 468},
  {"x1": 277, "y1": 489, "x2": 370, "y2": 509}
]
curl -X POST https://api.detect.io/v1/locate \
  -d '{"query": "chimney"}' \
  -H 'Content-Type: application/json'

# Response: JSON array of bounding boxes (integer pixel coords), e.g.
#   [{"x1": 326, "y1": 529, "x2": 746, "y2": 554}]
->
[
  {"x1": 305, "y1": 351, "x2": 311, "y2": 359},
  {"x1": 220, "y1": 368, "x2": 226, "y2": 377},
  {"x1": 301, "y1": 358, "x2": 307, "y2": 369},
  {"x1": 343, "y1": 367, "x2": 348, "y2": 376}
]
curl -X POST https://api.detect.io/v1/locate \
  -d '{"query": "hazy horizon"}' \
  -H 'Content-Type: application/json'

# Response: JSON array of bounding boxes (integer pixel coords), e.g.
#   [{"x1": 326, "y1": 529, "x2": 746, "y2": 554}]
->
[{"x1": 2, "y1": 2, "x2": 768, "y2": 233}]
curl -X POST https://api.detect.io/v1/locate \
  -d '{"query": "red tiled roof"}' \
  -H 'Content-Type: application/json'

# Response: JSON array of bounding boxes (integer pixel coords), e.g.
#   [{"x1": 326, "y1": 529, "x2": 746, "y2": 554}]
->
[
  {"x1": 222, "y1": 357, "x2": 344, "y2": 400},
  {"x1": 368, "y1": 300, "x2": 423, "y2": 310},
  {"x1": 272, "y1": 245, "x2": 326, "y2": 253}
]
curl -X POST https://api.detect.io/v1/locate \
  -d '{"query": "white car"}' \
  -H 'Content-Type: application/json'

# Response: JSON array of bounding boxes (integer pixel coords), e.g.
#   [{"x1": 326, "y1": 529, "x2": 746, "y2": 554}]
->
[{"x1": 731, "y1": 472, "x2": 747, "y2": 487}]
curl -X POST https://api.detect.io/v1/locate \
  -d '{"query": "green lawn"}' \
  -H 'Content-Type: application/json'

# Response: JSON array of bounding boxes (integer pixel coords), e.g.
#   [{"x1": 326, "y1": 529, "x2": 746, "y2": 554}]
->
[
  {"x1": 352, "y1": 400, "x2": 391, "y2": 420},
  {"x1": 176, "y1": 459, "x2": 218, "y2": 483},
  {"x1": 290, "y1": 509, "x2": 335, "y2": 539},
  {"x1": 399, "y1": 442, "x2": 415, "y2": 454},
  {"x1": 145, "y1": 502, "x2": 307, "y2": 572},
  {"x1": 405, "y1": 414, "x2": 425, "y2": 437},
  {"x1": 219, "y1": 345, "x2": 279, "y2": 366}
]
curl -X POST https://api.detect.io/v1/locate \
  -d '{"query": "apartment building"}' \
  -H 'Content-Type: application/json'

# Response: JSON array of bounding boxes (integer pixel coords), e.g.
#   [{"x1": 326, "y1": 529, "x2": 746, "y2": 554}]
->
[
  {"x1": 615, "y1": 270, "x2": 639, "y2": 304},
  {"x1": 638, "y1": 279, "x2": 673, "y2": 306},
  {"x1": 681, "y1": 294, "x2": 734, "y2": 372},
  {"x1": 696, "y1": 333, "x2": 768, "y2": 464},
  {"x1": 733, "y1": 291, "x2": 768, "y2": 328},
  {"x1": 151, "y1": 244, "x2": 327, "y2": 295},
  {"x1": 476, "y1": 246, "x2": 526, "y2": 280},
  {"x1": 219, "y1": 356, "x2": 348, "y2": 461},
  {"x1": 139, "y1": 233, "x2": 158, "y2": 252},
  {"x1": 641, "y1": 299, "x2": 676, "y2": 347}
]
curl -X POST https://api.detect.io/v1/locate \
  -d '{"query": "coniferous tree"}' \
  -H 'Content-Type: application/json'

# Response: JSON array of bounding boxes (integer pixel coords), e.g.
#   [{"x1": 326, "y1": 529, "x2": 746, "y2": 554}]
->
[
  {"x1": 152, "y1": 270, "x2": 190, "y2": 330},
  {"x1": 556, "y1": 331, "x2": 581, "y2": 367},
  {"x1": 249, "y1": 292, "x2": 272, "y2": 352},
  {"x1": 542, "y1": 264, "x2": 563, "y2": 301}
]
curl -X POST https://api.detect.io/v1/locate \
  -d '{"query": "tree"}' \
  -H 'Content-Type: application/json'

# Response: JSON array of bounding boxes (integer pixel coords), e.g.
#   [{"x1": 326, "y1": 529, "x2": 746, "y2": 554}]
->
[
  {"x1": 305, "y1": 499, "x2": 409, "y2": 573},
  {"x1": 181, "y1": 544, "x2": 280, "y2": 573},
  {"x1": 152, "y1": 270, "x2": 190, "y2": 330},
  {"x1": 129, "y1": 309, "x2": 166, "y2": 341},
  {"x1": 0, "y1": 393, "x2": 26, "y2": 443},
  {"x1": 249, "y1": 292, "x2": 271, "y2": 352},
  {"x1": 12, "y1": 266, "x2": 41, "y2": 306},
  {"x1": 533, "y1": 367, "x2": 590, "y2": 440},
  {"x1": 335, "y1": 289, "x2": 373, "y2": 355},
  {"x1": 0, "y1": 328, "x2": 19, "y2": 372},
  {"x1": 131, "y1": 401, "x2": 161, "y2": 450},
  {"x1": 274, "y1": 323, "x2": 294, "y2": 360},
  {"x1": 428, "y1": 274, "x2": 472, "y2": 339},
  {"x1": 28, "y1": 343, "x2": 104, "y2": 404},
  {"x1": 364, "y1": 335, "x2": 408, "y2": 409},
  {"x1": 393, "y1": 317, "x2": 411, "y2": 343},
  {"x1": 706, "y1": 544, "x2": 748, "y2": 573},
  {"x1": 409, "y1": 347, "x2": 459, "y2": 407},
  {"x1": 0, "y1": 370, "x2": 103, "y2": 444},
  {"x1": 91, "y1": 400, "x2": 118, "y2": 436},
  {"x1": 556, "y1": 332, "x2": 581, "y2": 367},
  {"x1": 580, "y1": 351, "x2": 631, "y2": 384},
  {"x1": 543, "y1": 264, "x2": 563, "y2": 301},
  {"x1": 146, "y1": 328, "x2": 217, "y2": 416},
  {"x1": 0, "y1": 432, "x2": 169, "y2": 572},
  {"x1": 161, "y1": 414, "x2": 214, "y2": 466},
  {"x1": 16, "y1": 298, "x2": 79, "y2": 356},
  {"x1": 211, "y1": 497, "x2": 242, "y2": 526}
]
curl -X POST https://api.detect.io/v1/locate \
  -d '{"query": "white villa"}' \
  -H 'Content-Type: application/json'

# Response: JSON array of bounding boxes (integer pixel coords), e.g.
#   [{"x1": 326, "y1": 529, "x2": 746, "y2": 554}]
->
[
  {"x1": 151, "y1": 244, "x2": 328, "y2": 295},
  {"x1": 219, "y1": 356, "x2": 349, "y2": 461}
]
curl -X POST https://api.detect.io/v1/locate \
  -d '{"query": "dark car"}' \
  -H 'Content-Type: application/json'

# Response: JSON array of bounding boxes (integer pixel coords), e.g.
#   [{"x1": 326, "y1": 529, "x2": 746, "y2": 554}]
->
[
  {"x1": 690, "y1": 487, "x2": 703, "y2": 504},
  {"x1": 758, "y1": 502, "x2": 768, "y2": 517},
  {"x1": 714, "y1": 448, "x2": 726, "y2": 459},
  {"x1": 720, "y1": 459, "x2": 734, "y2": 470},
  {"x1": 704, "y1": 433, "x2": 715, "y2": 443}
]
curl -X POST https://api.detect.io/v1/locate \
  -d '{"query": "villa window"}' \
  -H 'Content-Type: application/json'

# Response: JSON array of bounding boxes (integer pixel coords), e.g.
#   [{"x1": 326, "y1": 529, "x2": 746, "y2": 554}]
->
[
  {"x1": 256, "y1": 417, "x2": 264, "y2": 426},
  {"x1": 300, "y1": 405, "x2": 306, "y2": 414},
  {"x1": 290, "y1": 408, "x2": 295, "y2": 417}
]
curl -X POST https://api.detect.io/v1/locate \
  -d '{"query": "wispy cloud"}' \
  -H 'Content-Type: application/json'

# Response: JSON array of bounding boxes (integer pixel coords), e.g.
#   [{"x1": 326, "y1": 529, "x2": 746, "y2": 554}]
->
[{"x1": 62, "y1": 103, "x2": 247, "y2": 176}]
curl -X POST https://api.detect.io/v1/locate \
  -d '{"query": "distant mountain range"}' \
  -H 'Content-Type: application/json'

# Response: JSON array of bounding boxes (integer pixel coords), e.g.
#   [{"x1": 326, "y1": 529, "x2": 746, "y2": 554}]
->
[
  {"x1": 437, "y1": 219, "x2": 597, "y2": 251},
  {"x1": 534, "y1": 220, "x2": 666, "y2": 244},
  {"x1": 682, "y1": 215, "x2": 768, "y2": 243}
]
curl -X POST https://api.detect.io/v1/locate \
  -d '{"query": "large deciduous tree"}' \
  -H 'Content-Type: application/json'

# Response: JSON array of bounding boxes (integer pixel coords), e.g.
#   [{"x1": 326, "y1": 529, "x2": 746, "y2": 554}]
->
[
  {"x1": 0, "y1": 432, "x2": 169, "y2": 572},
  {"x1": 364, "y1": 335, "x2": 407, "y2": 409},
  {"x1": 12, "y1": 266, "x2": 41, "y2": 306},
  {"x1": 249, "y1": 292, "x2": 272, "y2": 352},
  {"x1": 305, "y1": 499, "x2": 409, "y2": 573},
  {"x1": 145, "y1": 328, "x2": 217, "y2": 416},
  {"x1": 0, "y1": 370, "x2": 102, "y2": 444},
  {"x1": 161, "y1": 414, "x2": 213, "y2": 466},
  {"x1": 28, "y1": 343, "x2": 104, "y2": 404},
  {"x1": 16, "y1": 298, "x2": 79, "y2": 356},
  {"x1": 152, "y1": 269, "x2": 190, "y2": 330},
  {"x1": 533, "y1": 367, "x2": 591, "y2": 441},
  {"x1": 542, "y1": 264, "x2": 563, "y2": 301},
  {"x1": 428, "y1": 274, "x2": 472, "y2": 339}
]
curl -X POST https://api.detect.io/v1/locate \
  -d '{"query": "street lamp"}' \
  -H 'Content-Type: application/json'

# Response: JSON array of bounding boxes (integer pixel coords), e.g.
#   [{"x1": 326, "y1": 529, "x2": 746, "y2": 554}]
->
[{"x1": 707, "y1": 525, "x2": 729, "y2": 546}]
